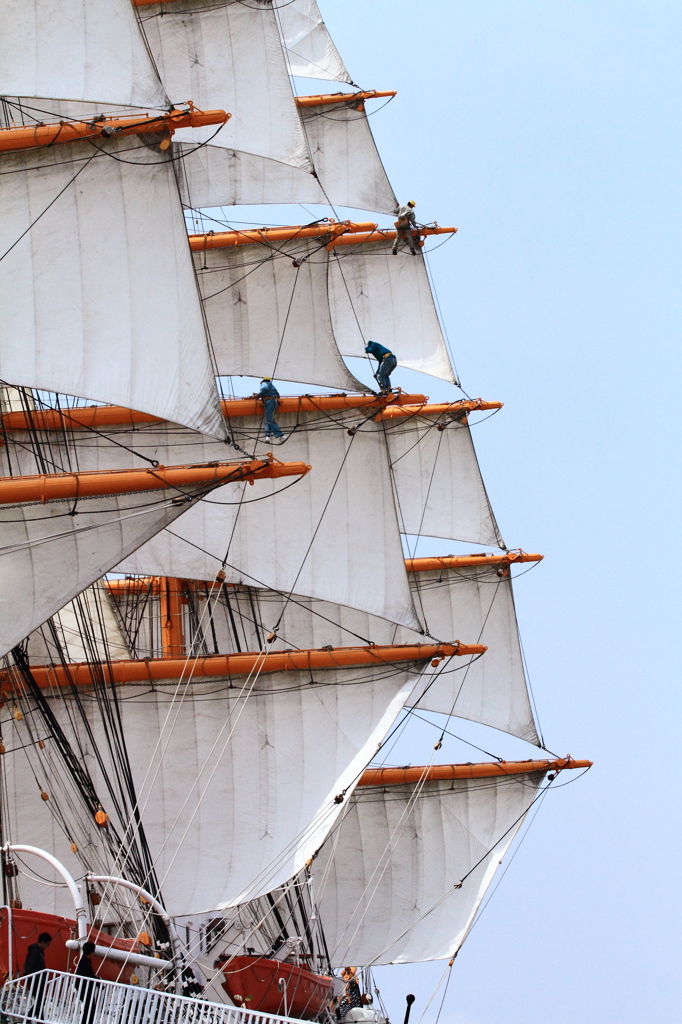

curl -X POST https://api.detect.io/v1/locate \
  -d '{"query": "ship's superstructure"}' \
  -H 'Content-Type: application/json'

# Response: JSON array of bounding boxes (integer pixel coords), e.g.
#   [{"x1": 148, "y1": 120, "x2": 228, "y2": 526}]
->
[{"x1": 0, "y1": 2, "x2": 589, "y2": 1021}]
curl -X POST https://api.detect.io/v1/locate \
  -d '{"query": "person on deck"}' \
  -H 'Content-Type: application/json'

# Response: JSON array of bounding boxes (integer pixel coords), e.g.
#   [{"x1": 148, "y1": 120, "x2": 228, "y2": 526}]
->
[
  {"x1": 365, "y1": 341, "x2": 397, "y2": 392},
  {"x1": 75, "y1": 941, "x2": 97, "y2": 1024},
  {"x1": 335, "y1": 966, "x2": 363, "y2": 1021},
  {"x1": 392, "y1": 200, "x2": 420, "y2": 255},
  {"x1": 258, "y1": 377, "x2": 284, "y2": 443},
  {"x1": 23, "y1": 932, "x2": 52, "y2": 1020}
]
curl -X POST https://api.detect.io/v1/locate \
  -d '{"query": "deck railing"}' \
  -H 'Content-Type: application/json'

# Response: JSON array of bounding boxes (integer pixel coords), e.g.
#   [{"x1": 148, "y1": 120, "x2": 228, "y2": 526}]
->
[{"x1": 0, "y1": 970, "x2": 307, "y2": 1024}]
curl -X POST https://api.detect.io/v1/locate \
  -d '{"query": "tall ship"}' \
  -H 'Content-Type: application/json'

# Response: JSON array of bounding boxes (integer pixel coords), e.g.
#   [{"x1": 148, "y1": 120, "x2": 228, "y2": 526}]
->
[{"x1": 0, "y1": 2, "x2": 589, "y2": 1022}]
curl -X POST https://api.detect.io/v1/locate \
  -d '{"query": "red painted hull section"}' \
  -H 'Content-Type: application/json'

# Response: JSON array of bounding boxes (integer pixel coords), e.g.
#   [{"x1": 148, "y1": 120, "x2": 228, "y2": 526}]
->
[
  {"x1": 220, "y1": 955, "x2": 334, "y2": 1019},
  {"x1": 0, "y1": 908, "x2": 143, "y2": 983}
]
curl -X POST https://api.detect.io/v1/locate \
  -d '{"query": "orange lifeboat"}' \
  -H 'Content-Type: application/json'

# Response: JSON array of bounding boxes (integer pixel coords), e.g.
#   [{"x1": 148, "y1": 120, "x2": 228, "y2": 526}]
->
[
  {"x1": 0, "y1": 907, "x2": 147, "y2": 983},
  {"x1": 218, "y1": 954, "x2": 335, "y2": 1019}
]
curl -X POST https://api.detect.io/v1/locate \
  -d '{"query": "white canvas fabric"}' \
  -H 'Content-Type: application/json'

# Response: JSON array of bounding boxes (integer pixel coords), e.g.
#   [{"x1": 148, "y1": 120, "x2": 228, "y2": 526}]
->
[
  {"x1": 328, "y1": 242, "x2": 455, "y2": 382},
  {"x1": 203, "y1": 560, "x2": 538, "y2": 744},
  {"x1": 195, "y1": 238, "x2": 361, "y2": 389},
  {"x1": 176, "y1": 100, "x2": 396, "y2": 214},
  {"x1": 386, "y1": 418, "x2": 505, "y2": 548},
  {"x1": 314, "y1": 772, "x2": 544, "y2": 965},
  {"x1": 26, "y1": 583, "x2": 131, "y2": 664},
  {"x1": 0, "y1": 0, "x2": 168, "y2": 108},
  {"x1": 113, "y1": 416, "x2": 422, "y2": 631},
  {"x1": 139, "y1": 0, "x2": 309, "y2": 169},
  {"x1": 298, "y1": 100, "x2": 397, "y2": 214},
  {"x1": 277, "y1": 0, "x2": 352, "y2": 83},
  {"x1": 0, "y1": 137, "x2": 224, "y2": 437},
  {"x1": 3, "y1": 662, "x2": 425, "y2": 915},
  {"x1": 0, "y1": 488, "x2": 211, "y2": 658}
]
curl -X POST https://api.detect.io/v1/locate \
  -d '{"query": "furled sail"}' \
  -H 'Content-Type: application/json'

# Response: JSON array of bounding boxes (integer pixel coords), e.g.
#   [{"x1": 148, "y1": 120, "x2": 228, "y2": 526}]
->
[
  {"x1": 3, "y1": 661, "x2": 426, "y2": 915},
  {"x1": 114, "y1": 417, "x2": 422, "y2": 630},
  {"x1": 195, "y1": 239, "x2": 362, "y2": 390},
  {"x1": 138, "y1": 0, "x2": 309, "y2": 169},
  {"x1": 328, "y1": 242, "x2": 456, "y2": 382},
  {"x1": 0, "y1": 488, "x2": 209, "y2": 657},
  {"x1": 0, "y1": 137, "x2": 224, "y2": 437},
  {"x1": 313, "y1": 769, "x2": 544, "y2": 965},
  {"x1": 277, "y1": 0, "x2": 353, "y2": 83},
  {"x1": 0, "y1": 0, "x2": 168, "y2": 109},
  {"x1": 385, "y1": 417, "x2": 505, "y2": 547}
]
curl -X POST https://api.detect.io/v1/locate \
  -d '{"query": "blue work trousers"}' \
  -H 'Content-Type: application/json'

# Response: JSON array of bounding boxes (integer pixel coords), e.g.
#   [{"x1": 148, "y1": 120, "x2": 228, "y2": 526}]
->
[
  {"x1": 376, "y1": 354, "x2": 397, "y2": 391},
  {"x1": 263, "y1": 398, "x2": 283, "y2": 437}
]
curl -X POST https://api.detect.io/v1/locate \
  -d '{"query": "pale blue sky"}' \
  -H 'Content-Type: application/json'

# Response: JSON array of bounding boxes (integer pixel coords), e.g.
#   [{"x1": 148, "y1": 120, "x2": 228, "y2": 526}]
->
[{"x1": 218, "y1": 2, "x2": 680, "y2": 1020}]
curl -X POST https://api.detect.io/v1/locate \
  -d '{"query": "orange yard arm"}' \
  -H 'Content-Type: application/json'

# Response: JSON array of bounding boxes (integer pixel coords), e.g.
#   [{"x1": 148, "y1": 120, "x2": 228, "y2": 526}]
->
[
  {"x1": 406, "y1": 551, "x2": 543, "y2": 572},
  {"x1": 189, "y1": 220, "x2": 377, "y2": 251},
  {"x1": 1, "y1": 393, "x2": 427, "y2": 433},
  {"x1": 296, "y1": 90, "x2": 396, "y2": 107},
  {"x1": 380, "y1": 398, "x2": 502, "y2": 420},
  {"x1": 106, "y1": 552, "x2": 542, "y2": 595},
  {"x1": 2, "y1": 642, "x2": 486, "y2": 692},
  {"x1": 358, "y1": 758, "x2": 592, "y2": 787},
  {"x1": 328, "y1": 225, "x2": 458, "y2": 248},
  {"x1": 0, "y1": 105, "x2": 228, "y2": 155},
  {"x1": 0, "y1": 456, "x2": 310, "y2": 505}
]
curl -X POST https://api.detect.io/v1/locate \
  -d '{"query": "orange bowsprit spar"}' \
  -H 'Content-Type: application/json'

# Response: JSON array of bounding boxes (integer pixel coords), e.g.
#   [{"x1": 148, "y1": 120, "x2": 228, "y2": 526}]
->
[
  {"x1": 1, "y1": 642, "x2": 486, "y2": 693},
  {"x1": 0, "y1": 104, "x2": 229, "y2": 154},
  {"x1": 358, "y1": 758, "x2": 592, "y2": 787},
  {"x1": 0, "y1": 455, "x2": 310, "y2": 505}
]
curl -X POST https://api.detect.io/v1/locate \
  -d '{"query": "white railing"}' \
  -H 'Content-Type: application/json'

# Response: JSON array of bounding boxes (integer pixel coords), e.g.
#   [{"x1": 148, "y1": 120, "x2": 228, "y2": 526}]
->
[{"x1": 0, "y1": 970, "x2": 309, "y2": 1024}]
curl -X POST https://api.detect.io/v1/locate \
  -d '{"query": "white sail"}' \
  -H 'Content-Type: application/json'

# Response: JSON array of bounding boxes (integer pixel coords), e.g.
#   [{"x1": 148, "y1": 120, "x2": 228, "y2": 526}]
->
[
  {"x1": 328, "y1": 242, "x2": 456, "y2": 382},
  {"x1": 199, "y1": 558, "x2": 538, "y2": 744},
  {"x1": 196, "y1": 239, "x2": 362, "y2": 390},
  {"x1": 0, "y1": 137, "x2": 224, "y2": 437},
  {"x1": 386, "y1": 418, "x2": 505, "y2": 548},
  {"x1": 0, "y1": 0, "x2": 168, "y2": 108},
  {"x1": 314, "y1": 771, "x2": 544, "y2": 965},
  {"x1": 0, "y1": 488, "x2": 212, "y2": 658},
  {"x1": 277, "y1": 0, "x2": 352, "y2": 83},
  {"x1": 139, "y1": 0, "x2": 309, "y2": 170},
  {"x1": 4, "y1": 662, "x2": 425, "y2": 915},
  {"x1": 26, "y1": 583, "x2": 131, "y2": 665},
  {"x1": 177, "y1": 98, "x2": 396, "y2": 214},
  {"x1": 405, "y1": 565, "x2": 537, "y2": 742},
  {"x1": 115, "y1": 418, "x2": 422, "y2": 631},
  {"x1": 298, "y1": 98, "x2": 397, "y2": 214}
]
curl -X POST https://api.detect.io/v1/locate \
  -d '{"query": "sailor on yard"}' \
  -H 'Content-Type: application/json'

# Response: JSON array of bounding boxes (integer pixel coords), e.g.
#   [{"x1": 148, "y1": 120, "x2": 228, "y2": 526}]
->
[
  {"x1": 393, "y1": 200, "x2": 420, "y2": 255},
  {"x1": 259, "y1": 378, "x2": 284, "y2": 443},
  {"x1": 365, "y1": 341, "x2": 397, "y2": 392}
]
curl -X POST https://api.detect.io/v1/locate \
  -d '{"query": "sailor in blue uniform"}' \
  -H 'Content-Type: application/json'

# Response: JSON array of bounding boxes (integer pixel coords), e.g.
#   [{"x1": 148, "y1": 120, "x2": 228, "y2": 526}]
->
[
  {"x1": 259, "y1": 377, "x2": 284, "y2": 442},
  {"x1": 365, "y1": 341, "x2": 397, "y2": 392}
]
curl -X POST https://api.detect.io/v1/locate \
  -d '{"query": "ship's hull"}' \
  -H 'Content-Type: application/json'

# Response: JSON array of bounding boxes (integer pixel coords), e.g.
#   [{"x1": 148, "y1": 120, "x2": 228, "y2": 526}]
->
[{"x1": 219, "y1": 955, "x2": 334, "y2": 1019}]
